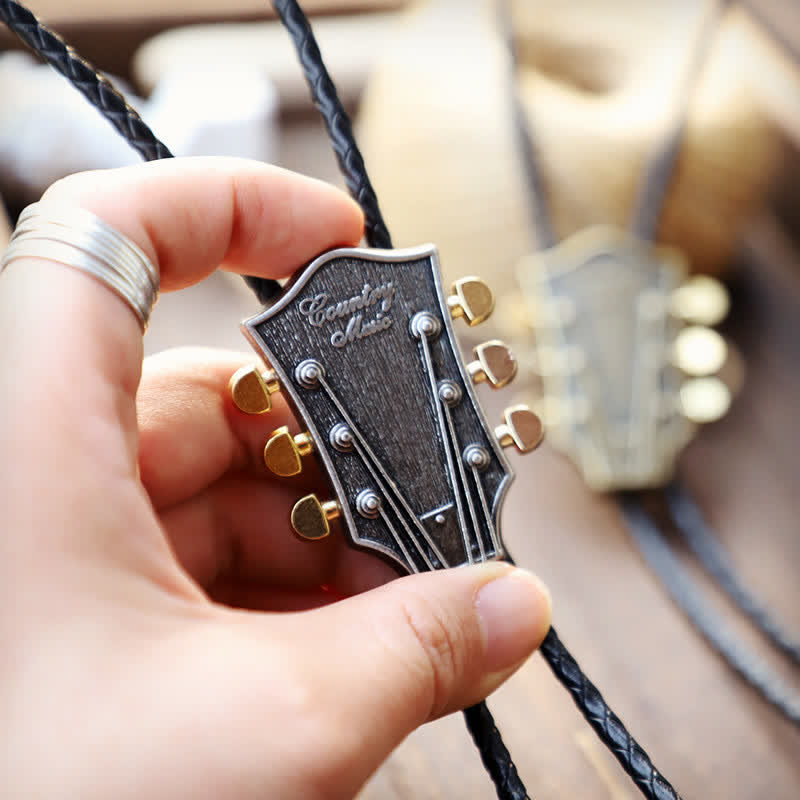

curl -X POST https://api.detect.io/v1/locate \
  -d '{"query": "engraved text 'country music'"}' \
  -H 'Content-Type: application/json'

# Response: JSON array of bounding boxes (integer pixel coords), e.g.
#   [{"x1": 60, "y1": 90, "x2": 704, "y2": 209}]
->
[{"x1": 298, "y1": 282, "x2": 396, "y2": 348}]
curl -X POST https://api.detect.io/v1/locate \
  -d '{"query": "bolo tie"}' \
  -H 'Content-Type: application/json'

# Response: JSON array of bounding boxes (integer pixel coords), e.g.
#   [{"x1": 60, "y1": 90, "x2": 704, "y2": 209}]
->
[
  {"x1": 499, "y1": 0, "x2": 800, "y2": 728},
  {"x1": 1, "y1": 1, "x2": 697, "y2": 798}
]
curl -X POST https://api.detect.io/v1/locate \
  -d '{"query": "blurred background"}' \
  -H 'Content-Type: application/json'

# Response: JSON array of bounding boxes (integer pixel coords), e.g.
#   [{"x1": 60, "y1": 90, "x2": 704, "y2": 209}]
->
[
  {"x1": 2, "y1": 2, "x2": 799, "y2": 798},
  {"x1": 0, "y1": 0, "x2": 797, "y2": 354}
]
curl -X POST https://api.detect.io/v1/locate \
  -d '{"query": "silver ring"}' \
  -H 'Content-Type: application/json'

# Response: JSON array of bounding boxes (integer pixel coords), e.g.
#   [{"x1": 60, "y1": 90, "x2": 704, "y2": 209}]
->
[{"x1": 1, "y1": 202, "x2": 160, "y2": 329}]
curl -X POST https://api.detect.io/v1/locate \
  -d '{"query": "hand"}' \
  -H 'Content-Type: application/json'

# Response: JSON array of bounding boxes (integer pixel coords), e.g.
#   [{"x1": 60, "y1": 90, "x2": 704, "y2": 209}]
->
[{"x1": 0, "y1": 157, "x2": 551, "y2": 800}]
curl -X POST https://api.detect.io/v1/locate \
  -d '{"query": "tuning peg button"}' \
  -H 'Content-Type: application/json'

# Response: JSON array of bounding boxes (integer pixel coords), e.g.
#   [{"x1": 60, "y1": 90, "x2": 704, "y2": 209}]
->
[
  {"x1": 672, "y1": 326, "x2": 728, "y2": 376},
  {"x1": 447, "y1": 277, "x2": 494, "y2": 326},
  {"x1": 467, "y1": 340, "x2": 518, "y2": 388},
  {"x1": 680, "y1": 377, "x2": 731, "y2": 424},
  {"x1": 264, "y1": 426, "x2": 314, "y2": 477},
  {"x1": 495, "y1": 405, "x2": 544, "y2": 453},
  {"x1": 670, "y1": 275, "x2": 730, "y2": 326},
  {"x1": 290, "y1": 494, "x2": 341, "y2": 541},
  {"x1": 230, "y1": 364, "x2": 281, "y2": 414}
]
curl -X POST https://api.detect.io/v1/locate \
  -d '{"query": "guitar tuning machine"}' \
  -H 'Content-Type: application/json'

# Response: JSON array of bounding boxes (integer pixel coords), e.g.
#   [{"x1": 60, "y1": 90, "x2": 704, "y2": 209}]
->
[
  {"x1": 467, "y1": 340, "x2": 518, "y2": 389},
  {"x1": 679, "y1": 376, "x2": 732, "y2": 424},
  {"x1": 229, "y1": 364, "x2": 281, "y2": 414},
  {"x1": 447, "y1": 277, "x2": 494, "y2": 326},
  {"x1": 495, "y1": 405, "x2": 544, "y2": 454},
  {"x1": 264, "y1": 426, "x2": 314, "y2": 477},
  {"x1": 670, "y1": 274, "x2": 730, "y2": 326},
  {"x1": 671, "y1": 325, "x2": 728, "y2": 377},
  {"x1": 290, "y1": 494, "x2": 341, "y2": 541}
]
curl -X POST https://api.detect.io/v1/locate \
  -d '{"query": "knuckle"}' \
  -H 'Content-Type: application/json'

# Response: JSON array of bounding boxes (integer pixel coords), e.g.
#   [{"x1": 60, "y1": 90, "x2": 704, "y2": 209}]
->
[{"x1": 396, "y1": 591, "x2": 470, "y2": 718}]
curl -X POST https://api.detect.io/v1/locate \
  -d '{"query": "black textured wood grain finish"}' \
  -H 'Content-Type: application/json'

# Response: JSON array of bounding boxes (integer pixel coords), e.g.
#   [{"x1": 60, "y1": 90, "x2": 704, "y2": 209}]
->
[{"x1": 243, "y1": 244, "x2": 512, "y2": 574}]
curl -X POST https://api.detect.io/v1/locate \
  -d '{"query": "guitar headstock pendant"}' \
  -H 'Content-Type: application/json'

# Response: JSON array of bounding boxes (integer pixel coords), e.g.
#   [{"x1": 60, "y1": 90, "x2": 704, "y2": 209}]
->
[
  {"x1": 511, "y1": 225, "x2": 732, "y2": 491},
  {"x1": 230, "y1": 244, "x2": 543, "y2": 574}
]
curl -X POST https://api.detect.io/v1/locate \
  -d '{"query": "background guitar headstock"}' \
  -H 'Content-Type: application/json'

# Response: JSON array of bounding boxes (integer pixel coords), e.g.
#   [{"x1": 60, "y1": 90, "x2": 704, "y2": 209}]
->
[
  {"x1": 508, "y1": 226, "x2": 734, "y2": 491},
  {"x1": 231, "y1": 244, "x2": 543, "y2": 575}
]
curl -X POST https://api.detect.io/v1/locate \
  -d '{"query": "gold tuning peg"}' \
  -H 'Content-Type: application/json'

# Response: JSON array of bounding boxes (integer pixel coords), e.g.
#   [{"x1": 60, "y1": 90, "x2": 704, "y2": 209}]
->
[
  {"x1": 672, "y1": 326, "x2": 728, "y2": 376},
  {"x1": 670, "y1": 275, "x2": 730, "y2": 326},
  {"x1": 229, "y1": 364, "x2": 281, "y2": 414},
  {"x1": 447, "y1": 277, "x2": 494, "y2": 326},
  {"x1": 680, "y1": 377, "x2": 732, "y2": 424},
  {"x1": 495, "y1": 405, "x2": 544, "y2": 453},
  {"x1": 290, "y1": 494, "x2": 341, "y2": 541},
  {"x1": 264, "y1": 426, "x2": 314, "y2": 477},
  {"x1": 467, "y1": 340, "x2": 518, "y2": 388}
]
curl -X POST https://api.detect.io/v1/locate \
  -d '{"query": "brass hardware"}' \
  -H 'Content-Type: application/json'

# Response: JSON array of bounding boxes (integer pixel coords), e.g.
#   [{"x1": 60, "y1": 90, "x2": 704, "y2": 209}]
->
[
  {"x1": 672, "y1": 326, "x2": 728, "y2": 376},
  {"x1": 447, "y1": 277, "x2": 494, "y2": 326},
  {"x1": 680, "y1": 377, "x2": 731, "y2": 423},
  {"x1": 671, "y1": 275, "x2": 730, "y2": 326},
  {"x1": 495, "y1": 405, "x2": 544, "y2": 453},
  {"x1": 467, "y1": 340, "x2": 518, "y2": 388},
  {"x1": 264, "y1": 426, "x2": 314, "y2": 477},
  {"x1": 290, "y1": 494, "x2": 341, "y2": 541},
  {"x1": 229, "y1": 364, "x2": 281, "y2": 414}
]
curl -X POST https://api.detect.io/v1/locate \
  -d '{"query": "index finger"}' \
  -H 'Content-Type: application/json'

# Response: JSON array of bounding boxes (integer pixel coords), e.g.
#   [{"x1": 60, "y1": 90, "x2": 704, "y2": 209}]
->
[
  {"x1": 0, "y1": 157, "x2": 363, "y2": 485},
  {"x1": 41, "y1": 156, "x2": 364, "y2": 291}
]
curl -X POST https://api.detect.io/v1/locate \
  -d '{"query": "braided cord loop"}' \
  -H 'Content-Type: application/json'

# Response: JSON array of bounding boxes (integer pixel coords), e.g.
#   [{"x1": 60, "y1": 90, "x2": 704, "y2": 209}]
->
[
  {"x1": 463, "y1": 703, "x2": 530, "y2": 800},
  {"x1": 270, "y1": 3, "x2": 531, "y2": 798},
  {"x1": 0, "y1": 0, "x2": 282, "y2": 303},
  {"x1": 271, "y1": 0, "x2": 392, "y2": 250},
  {"x1": 666, "y1": 483, "x2": 800, "y2": 665},
  {"x1": 540, "y1": 627, "x2": 683, "y2": 799},
  {"x1": 0, "y1": 0, "x2": 171, "y2": 162},
  {"x1": 270, "y1": 3, "x2": 686, "y2": 799},
  {"x1": 622, "y1": 496, "x2": 800, "y2": 728}
]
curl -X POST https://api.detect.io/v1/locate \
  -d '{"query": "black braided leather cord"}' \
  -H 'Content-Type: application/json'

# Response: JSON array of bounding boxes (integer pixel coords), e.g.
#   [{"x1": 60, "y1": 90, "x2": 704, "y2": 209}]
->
[
  {"x1": 0, "y1": 0, "x2": 171, "y2": 162},
  {"x1": 271, "y1": 0, "x2": 392, "y2": 250},
  {"x1": 270, "y1": 2, "x2": 689, "y2": 798},
  {"x1": 539, "y1": 627, "x2": 683, "y2": 799},
  {"x1": 621, "y1": 496, "x2": 800, "y2": 727},
  {"x1": 463, "y1": 703, "x2": 529, "y2": 800},
  {"x1": 510, "y1": 545, "x2": 682, "y2": 800},
  {"x1": 498, "y1": 0, "x2": 557, "y2": 249},
  {"x1": 269, "y1": 3, "x2": 530, "y2": 798},
  {"x1": 666, "y1": 483, "x2": 800, "y2": 665},
  {"x1": 0, "y1": 0, "x2": 282, "y2": 304},
  {"x1": 628, "y1": 1, "x2": 729, "y2": 242}
]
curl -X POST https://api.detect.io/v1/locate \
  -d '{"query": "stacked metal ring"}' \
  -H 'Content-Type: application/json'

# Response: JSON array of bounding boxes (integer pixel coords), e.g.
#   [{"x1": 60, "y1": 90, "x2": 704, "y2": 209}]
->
[{"x1": 1, "y1": 202, "x2": 160, "y2": 329}]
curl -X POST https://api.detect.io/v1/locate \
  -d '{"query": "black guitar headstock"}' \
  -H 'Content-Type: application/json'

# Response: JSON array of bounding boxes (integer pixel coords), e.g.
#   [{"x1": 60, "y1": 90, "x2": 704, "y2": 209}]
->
[{"x1": 230, "y1": 244, "x2": 543, "y2": 574}]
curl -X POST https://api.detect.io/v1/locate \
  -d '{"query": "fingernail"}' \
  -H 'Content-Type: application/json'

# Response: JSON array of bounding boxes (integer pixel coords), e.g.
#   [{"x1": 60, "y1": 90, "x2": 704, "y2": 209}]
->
[{"x1": 475, "y1": 568, "x2": 552, "y2": 672}]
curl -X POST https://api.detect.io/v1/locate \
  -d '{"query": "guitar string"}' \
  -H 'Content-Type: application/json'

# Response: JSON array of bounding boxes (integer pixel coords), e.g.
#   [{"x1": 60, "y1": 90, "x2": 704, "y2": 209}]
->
[
  {"x1": 503, "y1": 0, "x2": 800, "y2": 726},
  {"x1": 317, "y1": 373, "x2": 448, "y2": 569},
  {"x1": 472, "y1": 465, "x2": 502, "y2": 556},
  {"x1": 0, "y1": 2, "x2": 683, "y2": 798},
  {"x1": 441, "y1": 400, "x2": 488, "y2": 563},
  {"x1": 351, "y1": 433, "x2": 435, "y2": 572},
  {"x1": 0, "y1": 0, "x2": 282, "y2": 305},
  {"x1": 270, "y1": 1, "x2": 685, "y2": 799},
  {"x1": 418, "y1": 331, "x2": 476, "y2": 564},
  {"x1": 377, "y1": 507, "x2": 420, "y2": 574}
]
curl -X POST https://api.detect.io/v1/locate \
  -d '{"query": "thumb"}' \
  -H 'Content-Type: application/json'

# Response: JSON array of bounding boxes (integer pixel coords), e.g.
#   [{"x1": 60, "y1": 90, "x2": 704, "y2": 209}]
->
[{"x1": 253, "y1": 562, "x2": 551, "y2": 794}]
